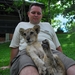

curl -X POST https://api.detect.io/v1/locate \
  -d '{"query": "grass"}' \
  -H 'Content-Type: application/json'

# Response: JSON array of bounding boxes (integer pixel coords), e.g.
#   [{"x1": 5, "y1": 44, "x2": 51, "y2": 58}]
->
[
  {"x1": 0, "y1": 69, "x2": 10, "y2": 75},
  {"x1": 0, "y1": 42, "x2": 10, "y2": 75},
  {"x1": 0, "y1": 32, "x2": 75, "y2": 74},
  {"x1": 0, "y1": 42, "x2": 10, "y2": 67},
  {"x1": 57, "y1": 32, "x2": 75, "y2": 60}
]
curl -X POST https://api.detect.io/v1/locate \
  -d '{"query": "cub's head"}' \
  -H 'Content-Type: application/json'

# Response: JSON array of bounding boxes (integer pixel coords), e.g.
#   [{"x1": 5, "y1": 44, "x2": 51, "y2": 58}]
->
[{"x1": 19, "y1": 25, "x2": 40, "y2": 45}]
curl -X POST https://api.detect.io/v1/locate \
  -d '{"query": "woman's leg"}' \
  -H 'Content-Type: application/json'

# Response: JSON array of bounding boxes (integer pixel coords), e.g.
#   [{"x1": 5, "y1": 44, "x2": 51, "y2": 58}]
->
[
  {"x1": 67, "y1": 65, "x2": 75, "y2": 75},
  {"x1": 52, "y1": 50, "x2": 75, "y2": 75},
  {"x1": 19, "y1": 66, "x2": 39, "y2": 75}
]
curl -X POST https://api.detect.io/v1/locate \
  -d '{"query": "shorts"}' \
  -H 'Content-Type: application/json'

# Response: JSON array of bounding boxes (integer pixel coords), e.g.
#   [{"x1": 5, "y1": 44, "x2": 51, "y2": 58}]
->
[
  {"x1": 10, "y1": 50, "x2": 36, "y2": 75},
  {"x1": 10, "y1": 49, "x2": 75, "y2": 75},
  {"x1": 52, "y1": 49, "x2": 75, "y2": 69}
]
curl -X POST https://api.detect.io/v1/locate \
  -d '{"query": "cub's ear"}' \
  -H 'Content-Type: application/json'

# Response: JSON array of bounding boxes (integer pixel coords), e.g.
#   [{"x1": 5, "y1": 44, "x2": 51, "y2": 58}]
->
[
  {"x1": 33, "y1": 25, "x2": 40, "y2": 34},
  {"x1": 19, "y1": 28, "x2": 25, "y2": 36}
]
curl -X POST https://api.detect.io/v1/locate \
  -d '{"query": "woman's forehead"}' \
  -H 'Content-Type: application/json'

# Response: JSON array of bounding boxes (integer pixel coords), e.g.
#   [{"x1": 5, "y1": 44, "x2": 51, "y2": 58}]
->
[{"x1": 30, "y1": 6, "x2": 42, "y2": 12}]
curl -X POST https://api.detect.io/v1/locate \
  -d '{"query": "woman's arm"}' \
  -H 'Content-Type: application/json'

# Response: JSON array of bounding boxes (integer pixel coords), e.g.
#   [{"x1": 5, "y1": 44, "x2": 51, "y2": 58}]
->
[
  {"x1": 10, "y1": 47, "x2": 19, "y2": 66},
  {"x1": 56, "y1": 46, "x2": 63, "y2": 52}
]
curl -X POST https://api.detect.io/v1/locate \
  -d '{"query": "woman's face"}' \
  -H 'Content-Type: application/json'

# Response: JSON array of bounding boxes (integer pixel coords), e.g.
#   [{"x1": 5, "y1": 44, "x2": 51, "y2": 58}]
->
[{"x1": 28, "y1": 6, "x2": 42, "y2": 24}]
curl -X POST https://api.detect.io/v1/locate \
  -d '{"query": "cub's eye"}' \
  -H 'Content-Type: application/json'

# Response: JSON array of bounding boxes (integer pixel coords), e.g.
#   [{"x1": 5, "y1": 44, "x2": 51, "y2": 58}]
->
[
  {"x1": 23, "y1": 33, "x2": 26, "y2": 36},
  {"x1": 30, "y1": 32, "x2": 34, "y2": 35}
]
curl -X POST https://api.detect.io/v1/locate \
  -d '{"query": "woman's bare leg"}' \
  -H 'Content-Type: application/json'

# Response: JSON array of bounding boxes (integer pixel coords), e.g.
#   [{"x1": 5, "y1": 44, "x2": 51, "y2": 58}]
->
[
  {"x1": 19, "y1": 66, "x2": 39, "y2": 75},
  {"x1": 67, "y1": 65, "x2": 75, "y2": 75}
]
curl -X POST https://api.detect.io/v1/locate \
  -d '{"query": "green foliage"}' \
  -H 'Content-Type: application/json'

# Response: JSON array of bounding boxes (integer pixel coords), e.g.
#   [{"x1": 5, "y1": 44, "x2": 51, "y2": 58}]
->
[
  {"x1": 52, "y1": 19, "x2": 61, "y2": 28},
  {"x1": 13, "y1": 0, "x2": 24, "y2": 8},
  {"x1": 66, "y1": 21, "x2": 75, "y2": 32},
  {"x1": 33, "y1": 0, "x2": 75, "y2": 23},
  {"x1": 5, "y1": 7, "x2": 14, "y2": 13},
  {"x1": 1, "y1": 0, "x2": 75, "y2": 23},
  {"x1": 0, "y1": 4, "x2": 5, "y2": 9}
]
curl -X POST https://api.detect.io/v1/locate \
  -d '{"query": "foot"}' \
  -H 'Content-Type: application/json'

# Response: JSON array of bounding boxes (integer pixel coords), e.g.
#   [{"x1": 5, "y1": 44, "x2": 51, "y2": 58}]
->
[{"x1": 42, "y1": 39, "x2": 50, "y2": 50}]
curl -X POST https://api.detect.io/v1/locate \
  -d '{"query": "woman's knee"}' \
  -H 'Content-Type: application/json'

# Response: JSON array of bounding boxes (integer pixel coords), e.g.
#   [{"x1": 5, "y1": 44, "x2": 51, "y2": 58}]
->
[
  {"x1": 67, "y1": 65, "x2": 75, "y2": 75},
  {"x1": 19, "y1": 66, "x2": 39, "y2": 75}
]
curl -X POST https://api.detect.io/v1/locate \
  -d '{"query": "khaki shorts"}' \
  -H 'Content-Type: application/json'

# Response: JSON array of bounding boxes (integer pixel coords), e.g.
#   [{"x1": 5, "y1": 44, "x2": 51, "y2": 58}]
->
[{"x1": 10, "y1": 50, "x2": 75, "y2": 75}]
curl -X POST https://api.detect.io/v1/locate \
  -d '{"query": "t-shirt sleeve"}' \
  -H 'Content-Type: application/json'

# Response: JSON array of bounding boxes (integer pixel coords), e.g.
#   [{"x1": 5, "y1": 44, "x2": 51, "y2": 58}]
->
[{"x1": 9, "y1": 22, "x2": 20, "y2": 48}]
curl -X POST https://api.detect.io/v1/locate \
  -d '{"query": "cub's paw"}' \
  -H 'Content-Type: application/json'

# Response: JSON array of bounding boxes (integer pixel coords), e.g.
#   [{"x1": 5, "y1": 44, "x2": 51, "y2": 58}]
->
[{"x1": 42, "y1": 39, "x2": 50, "y2": 50}]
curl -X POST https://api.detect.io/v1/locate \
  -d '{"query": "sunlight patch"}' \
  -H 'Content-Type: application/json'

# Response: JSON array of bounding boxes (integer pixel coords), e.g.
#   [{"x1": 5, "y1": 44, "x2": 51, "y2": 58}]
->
[
  {"x1": 67, "y1": 34, "x2": 71, "y2": 38},
  {"x1": 62, "y1": 44, "x2": 67, "y2": 47}
]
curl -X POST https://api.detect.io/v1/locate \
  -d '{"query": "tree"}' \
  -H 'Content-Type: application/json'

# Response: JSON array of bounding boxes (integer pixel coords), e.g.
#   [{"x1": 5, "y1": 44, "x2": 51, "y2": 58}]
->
[
  {"x1": 10, "y1": 0, "x2": 26, "y2": 21},
  {"x1": 2, "y1": 0, "x2": 75, "y2": 32},
  {"x1": 1, "y1": 0, "x2": 30, "y2": 21}
]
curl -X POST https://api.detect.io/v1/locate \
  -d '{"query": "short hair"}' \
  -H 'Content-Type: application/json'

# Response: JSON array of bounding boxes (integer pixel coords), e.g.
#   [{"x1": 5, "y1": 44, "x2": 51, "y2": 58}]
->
[{"x1": 28, "y1": 3, "x2": 44, "y2": 11}]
